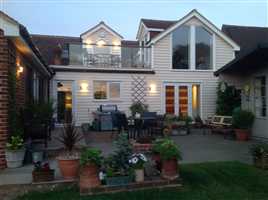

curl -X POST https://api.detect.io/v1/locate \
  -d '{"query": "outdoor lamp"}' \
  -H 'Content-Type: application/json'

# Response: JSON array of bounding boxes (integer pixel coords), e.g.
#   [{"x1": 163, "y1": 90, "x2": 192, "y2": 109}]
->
[{"x1": 80, "y1": 82, "x2": 89, "y2": 92}]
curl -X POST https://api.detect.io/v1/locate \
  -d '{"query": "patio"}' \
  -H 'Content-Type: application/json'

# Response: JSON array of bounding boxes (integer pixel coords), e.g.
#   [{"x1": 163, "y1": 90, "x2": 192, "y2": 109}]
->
[{"x1": 0, "y1": 128, "x2": 254, "y2": 186}]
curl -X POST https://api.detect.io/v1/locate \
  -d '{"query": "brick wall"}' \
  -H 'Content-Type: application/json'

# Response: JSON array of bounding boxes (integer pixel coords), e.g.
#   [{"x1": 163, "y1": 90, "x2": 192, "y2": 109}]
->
[
  {"x1": 0, "y1": 29, "x2": 9, "y2": 169},
  {"x1": 0, "y1": 29, "x2": 27, "y2": 169}
]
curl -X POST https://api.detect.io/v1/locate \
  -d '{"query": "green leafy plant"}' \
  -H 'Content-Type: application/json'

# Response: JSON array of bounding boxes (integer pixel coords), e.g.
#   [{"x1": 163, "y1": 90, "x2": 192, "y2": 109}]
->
[
  {"x1": 232, "y1": 109, "x2": 255, "y2": 129},
  {"x1": 152, "y1": 138, "x2": 166, "y2": 154},
  {"x1": 216, "y1": 82, "x2": 241, "y2": 115},
  {"x1": 250, "y1": 143, "x2": 268, "y2": 160},
  {"x1": 6, "y1": 135, "x2": 24, "y2": 151},
  {"x1": 129, "y1": 102, "x2": 148, "y2": 116},
  {"x1": 56, "y1": 120, "x2": 83, "y2": 154},
  {"x1": 80, "y1": 148, "x2": 102, "y2": 167},
  {"x1": 158, "y1": 139, "x2": 182, "y2": 161}
]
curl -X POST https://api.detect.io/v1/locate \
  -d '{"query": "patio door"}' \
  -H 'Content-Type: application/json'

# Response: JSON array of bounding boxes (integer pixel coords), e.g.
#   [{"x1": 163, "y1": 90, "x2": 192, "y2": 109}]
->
[{"x1": 164, "y1": 83, "x2": 200, "y2": 117}]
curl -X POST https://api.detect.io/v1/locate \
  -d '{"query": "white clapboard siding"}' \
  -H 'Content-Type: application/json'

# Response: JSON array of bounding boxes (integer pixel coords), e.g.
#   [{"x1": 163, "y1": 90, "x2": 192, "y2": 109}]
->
[
  {"x1": 53, "y1": 72, "x2": 155, "y2": 125},
  {"x1": 215, "y1": 35, "x2": 235, "y2": 70},
  {"x1": 149, "y1": 34, "x2": 219, "y2": 119},
  {"x1": 52, "y1": 19, "x2": 237, "y2": 125}
]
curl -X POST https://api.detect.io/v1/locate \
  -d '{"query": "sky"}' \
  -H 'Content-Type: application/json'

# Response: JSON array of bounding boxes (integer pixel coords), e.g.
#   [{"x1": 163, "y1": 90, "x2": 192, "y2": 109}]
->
[{"x1": 1, "y1": 0, "x2": 268, "y2": 40}]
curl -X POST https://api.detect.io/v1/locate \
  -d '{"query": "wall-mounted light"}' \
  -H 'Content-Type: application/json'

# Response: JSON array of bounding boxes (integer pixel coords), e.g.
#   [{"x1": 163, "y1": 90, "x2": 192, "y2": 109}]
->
[
  {"x1": 16, "y1": 62, "x2": 23, "y2": 75},
  {"x1": 149, "y1": 83, "x2": 157, "y2": 94},
  {"x1": 97, "y1": 40, "x2": 106, "y2": 47},
  {"x1": 80, "y1": 82, "x2": 89, "y2": 92}
]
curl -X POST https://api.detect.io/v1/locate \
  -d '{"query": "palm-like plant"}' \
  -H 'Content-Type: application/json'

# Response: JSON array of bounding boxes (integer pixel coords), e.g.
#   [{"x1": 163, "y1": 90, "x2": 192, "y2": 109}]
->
[{"x1": 57, "y1": 120, "x2": 83, "y2": 155}]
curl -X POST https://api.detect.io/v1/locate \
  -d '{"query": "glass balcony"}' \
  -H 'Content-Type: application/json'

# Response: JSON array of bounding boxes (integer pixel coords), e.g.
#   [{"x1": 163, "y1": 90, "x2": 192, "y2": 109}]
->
[{"x1": 66, "y1": 44, "x2": 151, "y2": 69}]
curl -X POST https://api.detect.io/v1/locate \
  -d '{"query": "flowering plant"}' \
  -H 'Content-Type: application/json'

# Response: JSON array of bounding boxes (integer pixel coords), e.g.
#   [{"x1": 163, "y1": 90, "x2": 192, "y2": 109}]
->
[
  {"x1": 6, "y1": 135, "x2": 24, "y2": 151},
  {"x1": 129, "y1": 153, "x2": 147, "y2": 169}
]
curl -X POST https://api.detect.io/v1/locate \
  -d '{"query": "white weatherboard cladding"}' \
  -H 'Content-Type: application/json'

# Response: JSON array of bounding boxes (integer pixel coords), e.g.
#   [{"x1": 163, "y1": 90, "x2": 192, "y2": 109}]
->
[
  {"x1": 52, "y1": 16, "x2": 237, "y2": 125},
  {"x1": 53, "y1": 72, "x2": 155, "y2": 125}
]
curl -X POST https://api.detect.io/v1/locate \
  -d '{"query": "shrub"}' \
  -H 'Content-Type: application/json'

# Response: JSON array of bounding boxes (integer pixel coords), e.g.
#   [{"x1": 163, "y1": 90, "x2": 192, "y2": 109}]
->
[
  {"x1": 232, "y1": 109, "x2": 255, "y2": 129},
  {"x1": 80, "y1": 148, "x2": 102, "y2": 167},
  {"x1": 105, "y1": 133, "x2": 133, "y2": 176},
  {"x1": 129, "y1": 102, "x2": 148, "y2": 116},
  {"x1": 6, "y1": 135, "x2": 24, "y2": 151},
  {"x1": 152, "y1": 138, "x2": 165, "y2": 154},
  {"x1": 158, "y1": 139, "x2": 182, "y2": 161},
  {"x1": 250, "y1": 143, "x2": 268, "y2": 159}
]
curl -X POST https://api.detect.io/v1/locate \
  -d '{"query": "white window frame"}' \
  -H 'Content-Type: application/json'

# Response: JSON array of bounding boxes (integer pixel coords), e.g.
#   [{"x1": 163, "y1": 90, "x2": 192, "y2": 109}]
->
[
  {"x1": 162, "y1": 82, "x2": 202, "y2": 118},
  {"x1": 254, "y1": 76, "x2": 267, "y2": 118},
  {"x1": 171, "y1": 24, "x2": 215, "y2": 71},
  {"x1": 93, "y1": 80, "x2": 121, "y2": 101}
]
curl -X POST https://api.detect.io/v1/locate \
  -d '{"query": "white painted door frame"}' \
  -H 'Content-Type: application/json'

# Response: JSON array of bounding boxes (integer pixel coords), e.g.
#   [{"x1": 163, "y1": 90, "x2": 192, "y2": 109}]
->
[{"x1": 163, "y1": 82, "x2": 196, "y2": 116}]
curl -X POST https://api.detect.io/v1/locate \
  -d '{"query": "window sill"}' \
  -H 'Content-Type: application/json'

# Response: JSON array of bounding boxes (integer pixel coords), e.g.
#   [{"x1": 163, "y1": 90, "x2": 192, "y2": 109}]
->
[
  {"x1": 171, "y1": 69, "x2": 214, "y2": 72},
  {"x1": 93, "y1": 99, "x2": 123, "y2": 103}
]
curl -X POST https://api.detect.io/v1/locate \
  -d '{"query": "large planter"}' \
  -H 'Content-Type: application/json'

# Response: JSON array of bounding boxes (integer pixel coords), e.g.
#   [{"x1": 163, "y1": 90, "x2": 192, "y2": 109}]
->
[
  {"x1": 32, "y1": 169, "x2": 55, "y2": 182},
  {"x1": 235, "y1": 129, "x2": 250, "y2": 141},
  {"x1": 58, "y1": 158, "x2": 79, "y2": 179},
  {"x1": 79, "y1": 164, "x2": 100, "y2": 191},
  {"x1": 161, "y1": 158, "x2": 178, "y2": 180},
  {"x1": 5, "y1": 148, "x2": 25, "y2": 168},
  {"x1": 135, "y1": 169, "x2": 144, "y2": 182},
  {"x1": 106, "y1": 176, "x2": 132, "y2": 186}
]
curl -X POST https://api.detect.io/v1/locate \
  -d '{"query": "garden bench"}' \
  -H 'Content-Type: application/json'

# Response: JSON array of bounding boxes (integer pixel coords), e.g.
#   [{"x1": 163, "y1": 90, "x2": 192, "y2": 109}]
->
[{"x1": 207, "y1": 115, "x2": 234, "y2": 138}]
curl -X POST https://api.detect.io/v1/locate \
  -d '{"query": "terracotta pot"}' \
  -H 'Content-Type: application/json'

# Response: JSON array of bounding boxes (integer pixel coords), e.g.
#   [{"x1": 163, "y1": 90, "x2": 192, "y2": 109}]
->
[
  {"x1": 58, "y1": 158, "x2": 79, "y2": 179},
  {"x1": 235, "y1": 129, "x2": 250, "y2": 141},
  {"x1": 79, "y1": 164, "x2": 100, "y2": 191},
  {"x1": 161, "y1": 158, "x2": 178, "y2": 180},
  {"x1": 135, "y1": 169, "x2": 144, "y2": 182}
]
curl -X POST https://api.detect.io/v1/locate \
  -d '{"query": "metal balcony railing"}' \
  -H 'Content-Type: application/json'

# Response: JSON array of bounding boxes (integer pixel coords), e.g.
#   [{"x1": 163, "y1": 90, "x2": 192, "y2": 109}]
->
[{"x1": 66, "y1": 44, "x2": 151, "y2": 69}]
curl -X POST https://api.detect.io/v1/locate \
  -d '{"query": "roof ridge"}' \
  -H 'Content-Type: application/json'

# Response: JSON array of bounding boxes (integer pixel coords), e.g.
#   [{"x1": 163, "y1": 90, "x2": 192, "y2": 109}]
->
[
  {"x1": 223, "y1": 24, "x2": 268, "y2": 29},
  {"x1": 31, "y1": 34, "x2": 80, "y2": 39},
  {"x1": 141, "y1": 18, "x2": 178, "y2": 22}
]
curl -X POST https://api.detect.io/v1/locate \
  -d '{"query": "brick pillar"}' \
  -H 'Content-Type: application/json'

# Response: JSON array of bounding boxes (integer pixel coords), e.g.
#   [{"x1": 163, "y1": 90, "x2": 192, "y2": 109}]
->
[{"x1": 0, "y1": 29, "x2": 9, "y2": 169}]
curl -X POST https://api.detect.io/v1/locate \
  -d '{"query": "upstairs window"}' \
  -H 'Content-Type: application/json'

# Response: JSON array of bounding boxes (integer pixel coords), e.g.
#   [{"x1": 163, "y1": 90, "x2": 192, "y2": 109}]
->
[
  {"x1": 172, "y1": 24, "x2": 213, "y2": 70},
  {"x1": 195, "y1": 26, "x2": 213, "y2": 70},
  {"x1": 172, "y1": 26, "x2": 190, "y2": 69}
]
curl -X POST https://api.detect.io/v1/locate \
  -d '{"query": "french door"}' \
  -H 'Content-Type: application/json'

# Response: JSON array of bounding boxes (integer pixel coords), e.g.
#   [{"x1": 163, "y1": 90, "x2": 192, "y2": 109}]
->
[{"x1": 164, "y1": 83, "x2": 200, "y2": 117}]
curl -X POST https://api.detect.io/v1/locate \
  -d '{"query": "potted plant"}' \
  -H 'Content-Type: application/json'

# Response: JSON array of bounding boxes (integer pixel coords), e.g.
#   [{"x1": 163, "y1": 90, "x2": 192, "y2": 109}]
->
[
  {"x1": 158, "y1": 139, "x2": 182, "y2": 180},
  {"x1": 56, "y1": 120, "x2": 83, "y2": 179},
  {"x1": 250, "y1": 143, "x2": 268, "y2": 169},
  {"x1": 151, "y1": 138, "x2": 165, "y2": 171},
  {"x1": 232, "y1": 109, "x2": 255, "y2": 141},
  {"x1": 129, "y1": 153, "x2": 147, "y2": 182},
  {"x1": 129, "y1": 102, "x2": 148, "y2": 117},
  {"x1": 79, "y1": 148, "x2": 102, "y2": 191},
  {"x1": 32, "y1": 161, "x2": 55, "y2": 182},
  {"x1": 104, "y1": 133, "x2": 133, "y2": 186},
  {"x1": 5, "y1": 134, "x2": 25, "y2": 168}
]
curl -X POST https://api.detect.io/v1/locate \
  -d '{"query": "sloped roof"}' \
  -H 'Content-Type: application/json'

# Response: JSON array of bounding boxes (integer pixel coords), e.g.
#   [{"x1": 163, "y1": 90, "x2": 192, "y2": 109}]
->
[
  {"x1": 80, "y1": 21, "x2": 123, "y2": 39},
  {"x1": 0, "y1": 11, "x2": 53, "y2": 76},
  {"x1": 31, "y1": 34, "x2": 81, "y2": 65},
  {"x1": 222, "y1": 24, "x2": 268, "y2": 56},
  {"x1": 215, "y1": 25, "x2": 268, "y2": 75},
  {"x1": 141, "y1": 18, "x2": 177, "y2": 29}
]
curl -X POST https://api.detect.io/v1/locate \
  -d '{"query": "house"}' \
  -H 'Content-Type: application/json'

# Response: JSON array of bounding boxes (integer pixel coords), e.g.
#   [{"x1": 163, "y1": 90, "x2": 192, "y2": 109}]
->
[
  {"x1": 215, "y1": 25, "x2": 268, "y2": 140},
  {"x1": 32, "y1": 9, "x2": 239, "y2": 126},
  {"x1": 0, "y1": 11, "x2": 54, "y2": 169}
]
